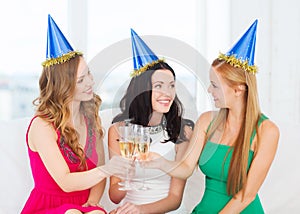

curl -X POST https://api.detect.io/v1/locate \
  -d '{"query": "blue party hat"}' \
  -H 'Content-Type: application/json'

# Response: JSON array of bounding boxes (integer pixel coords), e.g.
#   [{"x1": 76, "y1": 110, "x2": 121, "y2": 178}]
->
[
  {"x1": 219, "y1": 20, "x2": 258, "y2": 74},
  {"x1": 42, "y1": 14, "x2": 82, "y2": 67},
  {"x1": 130, "y1": 29, "x2": 164, "y2": 77}
]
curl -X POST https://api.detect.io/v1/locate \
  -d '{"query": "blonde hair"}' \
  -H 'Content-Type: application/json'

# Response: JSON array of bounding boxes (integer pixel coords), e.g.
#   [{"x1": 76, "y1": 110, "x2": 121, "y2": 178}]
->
[
  {"x1": 34, "y1": 55, "x2": 103, "y2": 170},
  {"x1": 207, "y1": 58, "x2": 261, "y2": 196}
]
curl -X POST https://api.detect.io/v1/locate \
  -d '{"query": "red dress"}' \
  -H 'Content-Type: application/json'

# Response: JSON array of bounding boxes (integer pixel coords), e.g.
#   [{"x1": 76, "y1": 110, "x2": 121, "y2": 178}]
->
[{"x1": 21, "y1": 116, "x2": 107, "y2": 214}]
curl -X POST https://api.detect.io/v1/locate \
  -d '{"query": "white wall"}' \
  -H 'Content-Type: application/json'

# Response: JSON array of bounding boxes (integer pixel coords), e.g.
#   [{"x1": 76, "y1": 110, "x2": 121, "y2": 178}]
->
[
  {"x1": 0, "y1": 0, "x2": 299, "y2": 212},
  {"x1": 214, "y1": 0, "x2": 300, "y2": 124},
  {"x1": 1, "y1": 0, "x2": 299, "y2": 124},
  {"x1": 67, "y1": 0, "x2": 300, "y2": 124},
  {"x1": 270, "y1": 0, "x2": 300, "y2": 124},
  {"x1": 195, "y1": 0, "x2": 300, "y2": 124}
]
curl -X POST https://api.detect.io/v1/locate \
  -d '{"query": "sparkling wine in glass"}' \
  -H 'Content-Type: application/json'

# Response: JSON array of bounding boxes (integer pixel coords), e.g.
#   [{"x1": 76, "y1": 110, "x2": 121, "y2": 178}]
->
[
  {"x1": 118, "y1": 124, "x2": 134, "y2": 191},
  {"x1": 119, "y1": 141, "x2": 135, "y2": 159},
  {"x1": 132, "y1": 124, "x2": 143, "y2": 157},
  {"x1": 137, "y1": 127, "x2": 151, "y2": 191}
]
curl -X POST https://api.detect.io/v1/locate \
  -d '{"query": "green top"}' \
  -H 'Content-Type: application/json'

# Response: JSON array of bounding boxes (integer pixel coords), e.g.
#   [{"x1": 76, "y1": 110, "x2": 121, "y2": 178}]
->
[{"x1": 192, "y1": 114, "x2": 268, "y2": 214}]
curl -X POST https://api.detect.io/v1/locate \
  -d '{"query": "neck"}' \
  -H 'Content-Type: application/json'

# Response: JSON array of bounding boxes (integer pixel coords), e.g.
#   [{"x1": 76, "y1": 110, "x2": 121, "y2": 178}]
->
[
  {"x1": 69, "y1": 101, "x2": 83, "y2": 126},
  {"x1": 226, "y1": 106, "x2": 245, "y2": 131},
  {"x1": 148, "y1": 111, "x2": 163, "y2": 126},
  {"x1": 227, "y1": 96, "x2": 246, "y2": 122}
]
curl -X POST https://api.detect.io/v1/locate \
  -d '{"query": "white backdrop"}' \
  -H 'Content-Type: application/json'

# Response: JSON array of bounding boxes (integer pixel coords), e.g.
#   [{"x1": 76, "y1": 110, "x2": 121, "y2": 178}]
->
[
  {"x1": 0, "y1": 0, "x2": 299, "y2": 124},
  {"x1": 0, "y1": 0, "x2": 299, "y2": 213},
  {"x1": 68, "y1": 0, "x2": 300, "y2": 125}
]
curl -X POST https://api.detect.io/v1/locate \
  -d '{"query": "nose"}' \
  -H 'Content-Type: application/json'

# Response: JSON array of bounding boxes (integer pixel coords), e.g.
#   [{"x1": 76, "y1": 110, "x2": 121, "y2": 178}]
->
[
  {"x1": 86, "y1": 73, "x2": 95, "y2": 87},
  {"x1": 207, "y1": 85, "x2": 212, "y2": 93},
  {"x1": 162, "y1": 86, "x2": 174, "y2": 97}
]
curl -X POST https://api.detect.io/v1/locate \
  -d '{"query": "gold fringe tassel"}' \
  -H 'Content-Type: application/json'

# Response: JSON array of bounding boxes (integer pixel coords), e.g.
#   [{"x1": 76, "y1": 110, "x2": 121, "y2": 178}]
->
[
  {"x1": 218, "y1": 53, "x2": 257, "y2": 74},
  {"x1": 130, "y1": 59, "x2": 165, "y2": 77},
  {"x1": 42, "y1": 51, "x2": 83, "y2": 67}
]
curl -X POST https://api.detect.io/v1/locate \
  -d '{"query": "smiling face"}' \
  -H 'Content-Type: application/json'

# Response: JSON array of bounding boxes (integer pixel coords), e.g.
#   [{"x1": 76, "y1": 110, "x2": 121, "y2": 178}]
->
[
  {"x1": 73, "y1": 57, "x2": 95, "y2": 102},
  {"x1": 151, "y1": 69, "x2": 176, "y2": 114},
  {"x1": 208, "y1": 67, "x2": 236, "y2": 108}
]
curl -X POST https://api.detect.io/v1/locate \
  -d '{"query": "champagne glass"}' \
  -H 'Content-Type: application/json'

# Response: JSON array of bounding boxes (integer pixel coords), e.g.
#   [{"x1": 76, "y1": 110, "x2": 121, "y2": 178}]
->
[
  {"x1": 136, "y1": 127, "x2": 151, "y2": 191},
  {"x1": 132, "y1": 124, "x2": 143, "y2": 157},
  {"x1": 118, "y1": 123, "x2": 134, "y2": 191}
]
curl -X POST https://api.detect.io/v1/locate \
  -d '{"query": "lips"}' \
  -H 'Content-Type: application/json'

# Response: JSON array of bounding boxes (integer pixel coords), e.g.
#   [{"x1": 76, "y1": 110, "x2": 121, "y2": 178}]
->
[
  {"x1": 211, "y1": 96, "x2": 218, "y2": 102},
  {"x1": 84, "y1": 87, "x2": 93, "y2": 94},
  {"x1": 157, "y1": 98, "x2": 172, "y2": 106}
]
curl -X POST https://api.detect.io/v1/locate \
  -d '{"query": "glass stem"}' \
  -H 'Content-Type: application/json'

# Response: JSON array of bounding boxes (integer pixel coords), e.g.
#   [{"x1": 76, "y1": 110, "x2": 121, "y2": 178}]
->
[
  {"x1": 142, "y1": 165, "x2": 145, "y2": 187},
  {"x1": 124, "y1": 168, "x2": 130, "y2": 187}
]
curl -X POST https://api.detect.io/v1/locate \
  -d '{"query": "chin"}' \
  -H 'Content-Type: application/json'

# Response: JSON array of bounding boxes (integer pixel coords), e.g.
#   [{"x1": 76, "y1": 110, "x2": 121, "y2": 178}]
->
[
  {"x1": 159, "y1": 107, "x2": 171, "y2": 113},
  {"x1": 82, "y1": 95, "x2": 94, "y2": 102},
  {"x1": 153, "y1": 103, "x2": 173, "y2": 114}
]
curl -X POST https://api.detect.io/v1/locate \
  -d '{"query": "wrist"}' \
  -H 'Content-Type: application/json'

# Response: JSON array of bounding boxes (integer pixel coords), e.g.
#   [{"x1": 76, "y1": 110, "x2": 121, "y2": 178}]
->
[
  {"x1": 160, "y1": 158, "x2": 170, "y2": 172},
  {"x1": 137, "y1": 204, "x2": 144, "y2": 214},
  {"x1": 86, "y1": 199, "x2": 99, "y2": 206}
]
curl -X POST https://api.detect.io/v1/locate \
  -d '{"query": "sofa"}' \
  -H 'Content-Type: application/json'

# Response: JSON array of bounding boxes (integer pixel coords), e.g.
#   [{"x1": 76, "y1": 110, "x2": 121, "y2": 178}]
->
[{"x1": 0, "y1": 109, "x2": 299, "y2": 213}]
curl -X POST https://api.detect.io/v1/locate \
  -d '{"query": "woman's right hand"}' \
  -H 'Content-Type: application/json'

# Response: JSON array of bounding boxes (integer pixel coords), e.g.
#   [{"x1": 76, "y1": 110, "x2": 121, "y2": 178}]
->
[{"x1": 99, "y1": 155, "x2": 135, "y2": 178}]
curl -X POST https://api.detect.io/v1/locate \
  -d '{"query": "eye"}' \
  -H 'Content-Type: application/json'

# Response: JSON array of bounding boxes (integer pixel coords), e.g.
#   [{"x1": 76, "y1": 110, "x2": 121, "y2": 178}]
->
[
  {"x1": 170, "y1": 83, "x2": 175, "y2": 88},
  {"x1": 153, "y1": 84, "x2": 162, "y2": 89},
  {"x1": 211, "y1": 83, "x2": 217, "y2": 88},
  {"x1": 77, "y1": 78, "x2": 84, "y2": 84}
]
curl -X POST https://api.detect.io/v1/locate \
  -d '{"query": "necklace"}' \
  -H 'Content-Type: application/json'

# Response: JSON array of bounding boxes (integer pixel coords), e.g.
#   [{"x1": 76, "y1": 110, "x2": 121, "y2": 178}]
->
[
  {"x1": 148, "y1": 116, "x2": 166, "y2": 135},
  {"x1": 149, "y1": 124, "x2": 163, "y2": 135}
]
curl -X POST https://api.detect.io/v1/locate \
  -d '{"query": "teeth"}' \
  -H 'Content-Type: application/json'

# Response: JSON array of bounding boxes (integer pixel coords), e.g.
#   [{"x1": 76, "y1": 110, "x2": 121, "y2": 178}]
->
[{"x1": 158, "y1": 100, "x2": 170, "y2": 104}]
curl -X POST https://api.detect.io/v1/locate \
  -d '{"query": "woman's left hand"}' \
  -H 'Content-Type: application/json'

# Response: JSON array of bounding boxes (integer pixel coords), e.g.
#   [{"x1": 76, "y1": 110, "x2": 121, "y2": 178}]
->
[{"x1": 111, "y1": 202, "x2": 141, "y2": 214}]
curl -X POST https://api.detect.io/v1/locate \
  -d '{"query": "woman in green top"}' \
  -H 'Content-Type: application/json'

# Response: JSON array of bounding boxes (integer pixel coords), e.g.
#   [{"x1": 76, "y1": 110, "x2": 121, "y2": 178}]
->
[{"x1": 144, "y1": 20, "x2": 279, "y2": 213}]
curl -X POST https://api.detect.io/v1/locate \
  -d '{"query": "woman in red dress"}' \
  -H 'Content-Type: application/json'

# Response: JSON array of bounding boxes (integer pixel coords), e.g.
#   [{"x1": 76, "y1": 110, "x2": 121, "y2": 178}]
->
[{"x1": 21, "y1": 15, "x2": 130, "y2": 214}]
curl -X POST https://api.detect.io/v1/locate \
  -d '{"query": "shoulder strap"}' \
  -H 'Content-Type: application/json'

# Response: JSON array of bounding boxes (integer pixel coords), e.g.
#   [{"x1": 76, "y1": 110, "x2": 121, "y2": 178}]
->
[
  {"x1": 206, "y1": 115, "x2": 217, "y2": 133},
  {"x1": 250, "y1": 114, "x2": 268, "y2": 145}
]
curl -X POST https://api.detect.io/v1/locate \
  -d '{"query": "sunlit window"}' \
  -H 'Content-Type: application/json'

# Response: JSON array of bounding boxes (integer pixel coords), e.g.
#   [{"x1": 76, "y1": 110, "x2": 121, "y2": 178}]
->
[
  {"x1": 0, "y1": 1, "x2": 68, "y2": 120},
  {"x1": 0, "y1": 0, "x2": 210, "y2": 120}
]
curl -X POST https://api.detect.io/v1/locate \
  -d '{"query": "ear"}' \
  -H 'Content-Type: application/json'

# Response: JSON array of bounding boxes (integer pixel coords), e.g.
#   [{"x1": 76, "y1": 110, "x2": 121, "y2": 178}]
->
[{"x1": 234, "y1": 85, "x2": 246, "y2": 96}]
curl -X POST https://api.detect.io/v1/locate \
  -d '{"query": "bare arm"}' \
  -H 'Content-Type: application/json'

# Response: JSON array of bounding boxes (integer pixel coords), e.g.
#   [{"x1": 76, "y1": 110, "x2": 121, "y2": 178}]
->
[
  {"x1": 28, "y1": 117, "x2": 127, "y2": 192},
  {"x1": 108, "y1": 123, "x2": 127, "y2": 204},
  {"x1": 146, "y1": 112, "x2": 213, "y2": 180},
  {"x1": 219, "y1": 120, "x2": 280, "y2": 213}
]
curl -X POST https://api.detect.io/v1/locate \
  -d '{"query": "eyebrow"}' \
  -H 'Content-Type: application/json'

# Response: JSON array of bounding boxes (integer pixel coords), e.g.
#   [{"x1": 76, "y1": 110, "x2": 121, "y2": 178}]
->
[
  {"x1": 152, "y1": 81, "x2": 164, "y2": 84},
  {"x1": 152, "y1": 80, "x2": 175, "y2": 84},
  {"x1": 77, "y1": 70, "x2": 90, "y2": 80}
]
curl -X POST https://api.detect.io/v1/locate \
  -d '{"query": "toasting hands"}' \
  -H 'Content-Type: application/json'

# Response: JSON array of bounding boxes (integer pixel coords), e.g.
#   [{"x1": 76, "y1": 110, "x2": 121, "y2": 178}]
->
[
  {"x1": 139, "y1": 152, "x2": 165, "y2": 170},
  {"x1": 98, "y1": 155, "x2": 135, "y2": 178}
]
